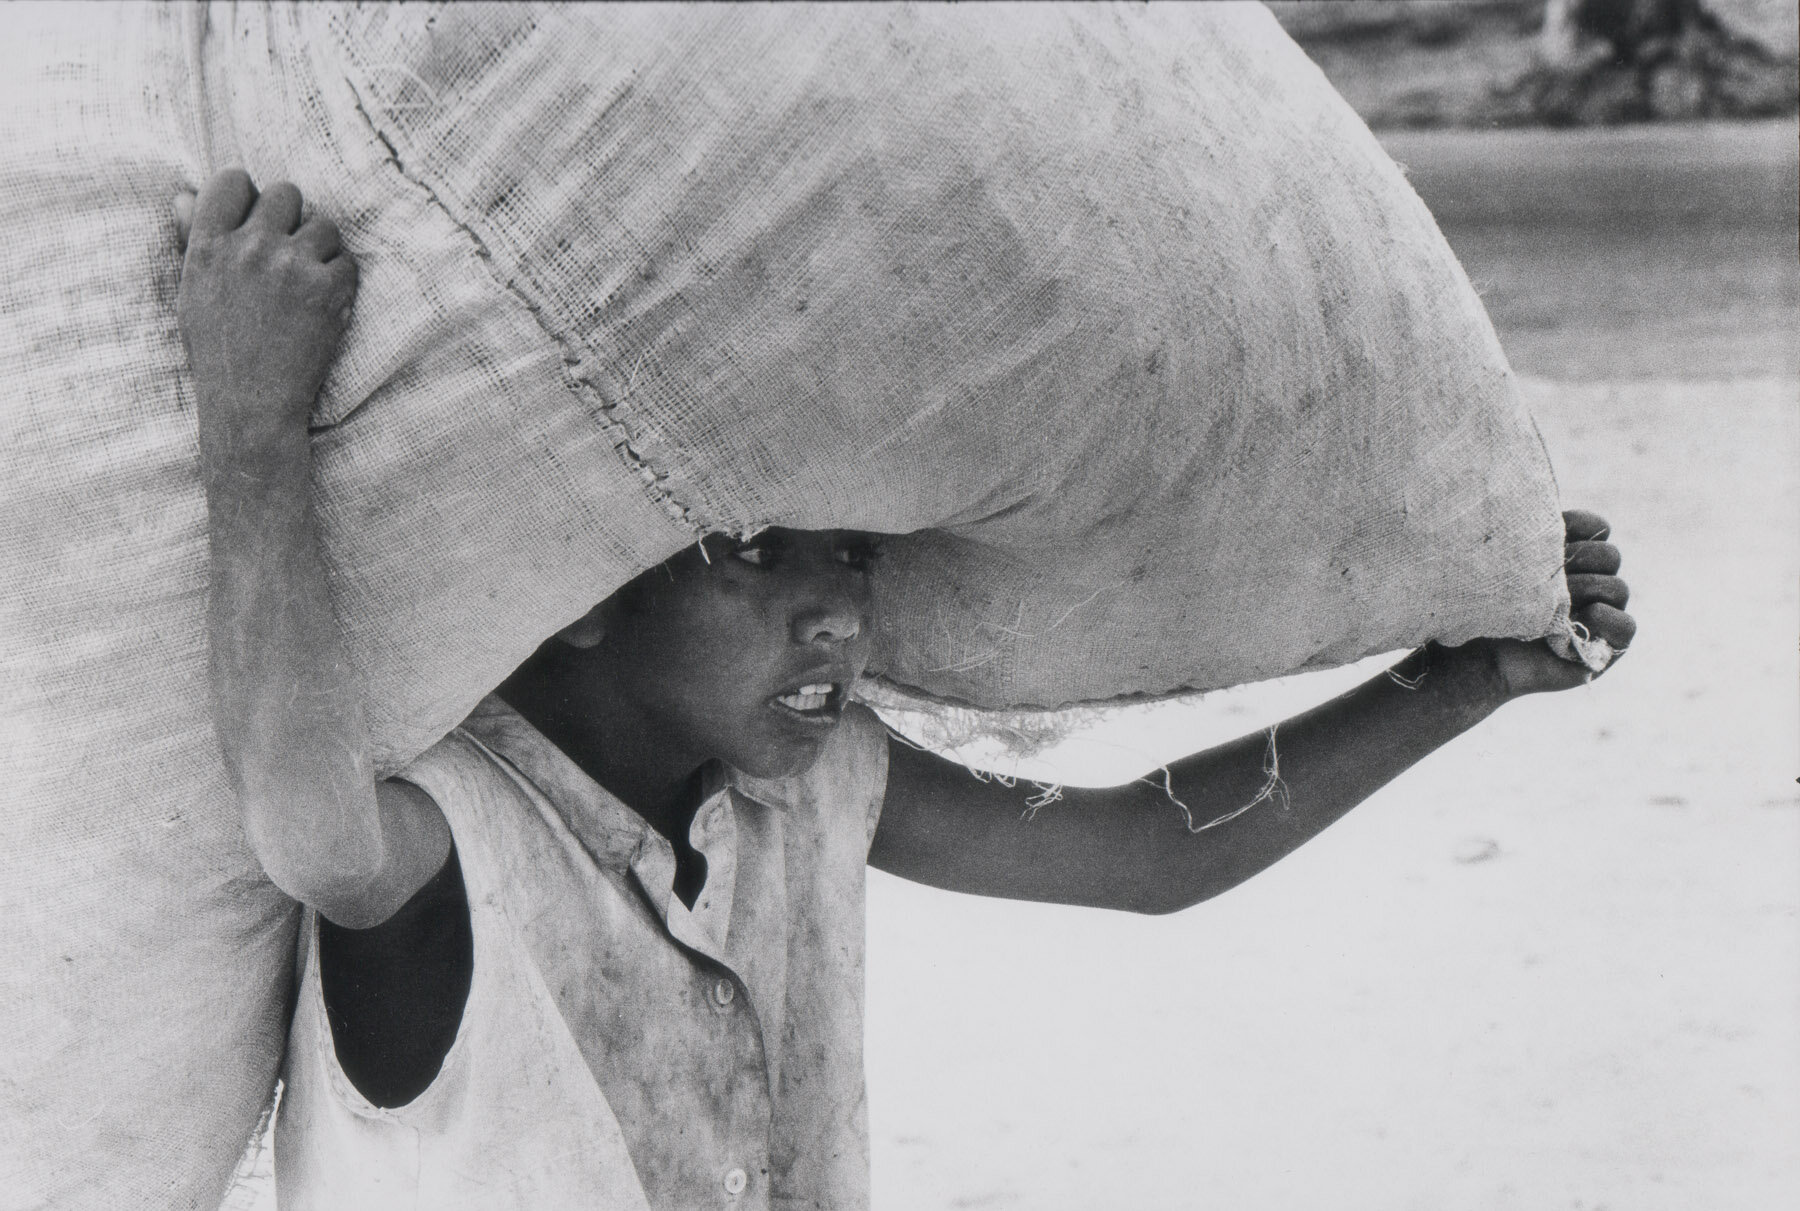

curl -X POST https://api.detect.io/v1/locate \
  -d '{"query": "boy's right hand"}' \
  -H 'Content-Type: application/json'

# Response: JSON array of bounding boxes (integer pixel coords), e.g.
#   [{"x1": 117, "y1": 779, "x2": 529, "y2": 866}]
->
[{"x1": 176, "y1": 169, "x2": 358, "y2": 452}]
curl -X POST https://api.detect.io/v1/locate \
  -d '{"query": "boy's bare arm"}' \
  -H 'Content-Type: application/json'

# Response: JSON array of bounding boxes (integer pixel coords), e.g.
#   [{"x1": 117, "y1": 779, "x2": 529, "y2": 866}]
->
[
  {"x1": 870, "y1": 514, "x2": 1635, "y2": 915},
  {"x1": 182, "y1": 169, "x2": 449, "y2": 929}
]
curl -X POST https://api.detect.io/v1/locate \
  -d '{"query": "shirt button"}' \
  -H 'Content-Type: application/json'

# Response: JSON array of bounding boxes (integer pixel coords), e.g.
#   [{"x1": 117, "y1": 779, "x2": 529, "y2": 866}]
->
[
  {"x1": 723, "y1": 1167, "x2": 748, "y2": 1195},
  {"x1": 712, "y1": 978, "x2": 736, "y2": 1007}
]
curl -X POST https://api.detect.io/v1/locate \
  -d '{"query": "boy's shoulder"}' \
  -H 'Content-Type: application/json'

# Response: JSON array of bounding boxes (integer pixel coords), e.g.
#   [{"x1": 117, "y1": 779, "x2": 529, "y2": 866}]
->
[{"x1": 402, "y1": 698, "x2": 648, "y2": 868}]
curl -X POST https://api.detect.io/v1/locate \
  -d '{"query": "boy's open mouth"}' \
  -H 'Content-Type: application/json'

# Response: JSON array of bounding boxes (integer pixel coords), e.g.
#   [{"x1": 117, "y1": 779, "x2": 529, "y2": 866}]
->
[{"x1": 771, "y1": 682, "x2": 844, "y2": 723}]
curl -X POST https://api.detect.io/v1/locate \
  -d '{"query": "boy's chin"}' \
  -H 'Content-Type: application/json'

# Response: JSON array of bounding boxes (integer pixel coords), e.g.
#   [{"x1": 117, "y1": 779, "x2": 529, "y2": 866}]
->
[{"x1": 729, "y1": 731, "x2": 831, "y2": 782}]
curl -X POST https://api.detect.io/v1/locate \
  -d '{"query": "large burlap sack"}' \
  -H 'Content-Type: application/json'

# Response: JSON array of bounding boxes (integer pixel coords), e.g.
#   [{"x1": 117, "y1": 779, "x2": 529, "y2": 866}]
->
[{"x1": 2, "y1": 3, "x2": 1572, "y2": 1205}]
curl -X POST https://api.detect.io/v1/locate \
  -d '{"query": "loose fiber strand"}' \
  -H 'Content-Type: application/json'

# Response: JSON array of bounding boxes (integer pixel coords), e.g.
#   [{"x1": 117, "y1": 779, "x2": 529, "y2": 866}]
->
[{"x1": 1162, "y1": 724, "x2": 1287, "y2": 834}]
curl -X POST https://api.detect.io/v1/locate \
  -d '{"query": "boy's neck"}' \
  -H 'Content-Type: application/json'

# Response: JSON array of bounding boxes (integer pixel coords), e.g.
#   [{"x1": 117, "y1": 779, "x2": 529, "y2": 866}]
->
[{"x1": 495, "y1": 674, "x2": 708, "y2": 848}]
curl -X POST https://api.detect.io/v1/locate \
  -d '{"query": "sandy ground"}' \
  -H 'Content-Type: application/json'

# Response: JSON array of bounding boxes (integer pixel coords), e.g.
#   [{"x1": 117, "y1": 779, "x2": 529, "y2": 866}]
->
[
  {"x1": 229, "y1": 121, "x2": 1797, "y2": 1209},
  {"x1": 864, "y1": 120, "x2": 1799, "y2": 1211}
]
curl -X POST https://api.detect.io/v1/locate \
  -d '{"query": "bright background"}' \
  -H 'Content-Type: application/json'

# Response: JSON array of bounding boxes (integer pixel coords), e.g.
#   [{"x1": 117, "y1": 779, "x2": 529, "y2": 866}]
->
[{"x1": 865, "y1": 117, "x2": 1798, "y2": 1211}]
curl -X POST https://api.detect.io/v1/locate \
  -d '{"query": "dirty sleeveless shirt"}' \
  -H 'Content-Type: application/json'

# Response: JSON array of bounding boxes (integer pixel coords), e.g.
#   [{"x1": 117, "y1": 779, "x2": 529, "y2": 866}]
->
[{"x1": 277, "y1": 696, "x2": 890, "y2": 1210}]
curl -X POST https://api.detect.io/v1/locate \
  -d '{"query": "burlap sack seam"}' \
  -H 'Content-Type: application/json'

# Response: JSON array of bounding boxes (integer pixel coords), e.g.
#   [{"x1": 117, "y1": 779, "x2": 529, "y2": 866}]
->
[{"x1": 337, "y1": 66, "x2": 709, "y2": 541}]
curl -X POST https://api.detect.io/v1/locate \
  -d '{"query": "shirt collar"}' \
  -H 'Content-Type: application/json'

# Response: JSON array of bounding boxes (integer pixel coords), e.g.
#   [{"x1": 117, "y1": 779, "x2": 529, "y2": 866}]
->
[{"x1": 459, "y1": 695, "x2": 741, "y2": 958}]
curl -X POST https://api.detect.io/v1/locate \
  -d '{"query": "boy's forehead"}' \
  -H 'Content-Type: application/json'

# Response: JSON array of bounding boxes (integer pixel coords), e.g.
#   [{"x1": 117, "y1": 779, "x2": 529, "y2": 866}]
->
[
  {"x1": 738, "y1": 525, "x2": 879, "y2": 544},
  {"x1": 607, "y1": 526, "x2": 881, "y2": 596},
  {"x1": 700, "y1": 526, "x2": 881, "y2": 557}
]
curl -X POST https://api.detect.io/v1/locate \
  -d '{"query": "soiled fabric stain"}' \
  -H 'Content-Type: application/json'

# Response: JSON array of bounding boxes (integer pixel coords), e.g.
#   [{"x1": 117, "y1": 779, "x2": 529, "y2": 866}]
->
[{"x1": 278, "y1": 697, "x2": 889, "y2": 1210}]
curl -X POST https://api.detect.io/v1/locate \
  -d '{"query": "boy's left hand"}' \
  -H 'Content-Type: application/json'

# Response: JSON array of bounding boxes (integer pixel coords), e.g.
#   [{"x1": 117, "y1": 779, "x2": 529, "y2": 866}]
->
[{"x1": 1457, "y1": 509, "x2": 1636, "y2": 698}]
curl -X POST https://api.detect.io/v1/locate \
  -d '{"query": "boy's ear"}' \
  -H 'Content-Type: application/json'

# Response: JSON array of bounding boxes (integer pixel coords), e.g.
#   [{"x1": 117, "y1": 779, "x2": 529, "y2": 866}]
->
[{"x1": 554, "y1": 603, "x2": 608, "y2": 650}]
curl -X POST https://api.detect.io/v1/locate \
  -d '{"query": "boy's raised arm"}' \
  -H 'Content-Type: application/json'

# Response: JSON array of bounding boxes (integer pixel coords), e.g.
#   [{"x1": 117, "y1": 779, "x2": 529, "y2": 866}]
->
[
  {"x1": 871, "y1": 515, "x2": 1635, "y2": 915},
  {"x1": 181, "y1": 169, "x2": 448, "y2": 929}
]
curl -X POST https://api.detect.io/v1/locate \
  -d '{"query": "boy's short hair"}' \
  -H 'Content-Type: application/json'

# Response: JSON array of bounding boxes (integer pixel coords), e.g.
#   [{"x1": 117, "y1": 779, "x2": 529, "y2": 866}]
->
[{"x1": 505, "y1": 547, "x2": 689, "y2": 683}]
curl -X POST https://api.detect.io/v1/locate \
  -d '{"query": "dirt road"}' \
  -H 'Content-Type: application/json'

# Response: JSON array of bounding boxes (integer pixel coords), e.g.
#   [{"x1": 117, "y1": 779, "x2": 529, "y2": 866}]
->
[{"x1": 1388, "y1": 119, "x2": 1797, "y2": 381}]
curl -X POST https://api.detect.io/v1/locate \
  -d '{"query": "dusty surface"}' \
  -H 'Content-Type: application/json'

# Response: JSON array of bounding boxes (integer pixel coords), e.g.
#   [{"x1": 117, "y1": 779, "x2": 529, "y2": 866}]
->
[
  {"x1": 865, "y1": 121, "x2": 1798, "y2": 1211},
  {"x1": 1382, "y1": 119, "x2": 1797, "y2": 380}
]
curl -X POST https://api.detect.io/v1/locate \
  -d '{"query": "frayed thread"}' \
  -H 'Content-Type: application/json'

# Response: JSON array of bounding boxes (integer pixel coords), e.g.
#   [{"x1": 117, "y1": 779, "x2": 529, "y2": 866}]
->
[
  {"x1": 1154, "y1": 724, "x2": 1288, "y2": 834},
  {"x1": 1022, "y1": 780, "x2": 1064, "y2": 818},
  {"x1": 884, "y1": 726, "x2": 932, "y2": 753},
  {"x1": 1546, "y1": 616, "x2": 1615, "y2": 674},
  {"x1": 1385, "y1": 660, "x2": 1428, "y2": 691},
  {"x1": 362, "y1": 63, "x2": 443, "y2": 114},
  {"x1": 882, "y1": 723, "x2": 1062, "y2": 819},
  {"x1": 973, "y1": 766, "x2": 1073, "y2": 820}
]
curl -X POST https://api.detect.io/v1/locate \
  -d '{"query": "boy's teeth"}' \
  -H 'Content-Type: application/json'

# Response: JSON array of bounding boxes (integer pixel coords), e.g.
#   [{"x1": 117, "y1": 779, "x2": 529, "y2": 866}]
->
[{"x1": 777, "y1": 684, "x2": 836, "y2": 712}]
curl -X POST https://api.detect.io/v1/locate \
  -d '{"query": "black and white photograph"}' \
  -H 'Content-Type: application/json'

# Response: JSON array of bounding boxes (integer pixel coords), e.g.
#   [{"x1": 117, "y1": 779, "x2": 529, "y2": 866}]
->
[{"x1": 3, "y1": 3, "x2": 1794, "y2": 1209}]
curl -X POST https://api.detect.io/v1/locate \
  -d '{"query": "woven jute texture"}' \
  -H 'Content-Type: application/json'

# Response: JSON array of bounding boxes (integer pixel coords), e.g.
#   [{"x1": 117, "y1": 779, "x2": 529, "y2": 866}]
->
[{"x1": 2, "y1": 3, "x2": 1567, "y2": 1206}]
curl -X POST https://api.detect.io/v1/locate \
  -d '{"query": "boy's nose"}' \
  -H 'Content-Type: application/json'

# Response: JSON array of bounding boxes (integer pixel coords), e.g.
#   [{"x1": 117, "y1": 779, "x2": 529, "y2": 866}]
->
[{"x1": 791, "y1": 601, "x2": 863, "y2": 646}]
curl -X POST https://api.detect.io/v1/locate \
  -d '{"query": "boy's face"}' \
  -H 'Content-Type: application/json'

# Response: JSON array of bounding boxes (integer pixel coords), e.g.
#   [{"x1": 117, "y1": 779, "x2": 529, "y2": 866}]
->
[{"x1": 587, "y1": 528, "x2": 880, "y2": 780}]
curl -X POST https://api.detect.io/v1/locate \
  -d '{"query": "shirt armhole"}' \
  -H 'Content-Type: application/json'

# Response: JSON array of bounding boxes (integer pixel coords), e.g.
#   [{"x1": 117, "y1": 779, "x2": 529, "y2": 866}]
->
[{"x1": 315, "y1": 838, "x2": 474, "y2": 1109}]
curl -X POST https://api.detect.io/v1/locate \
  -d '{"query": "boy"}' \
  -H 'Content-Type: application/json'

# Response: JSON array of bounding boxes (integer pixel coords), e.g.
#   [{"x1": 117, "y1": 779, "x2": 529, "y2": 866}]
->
[{"x1": 178, "y1": 170, "x2": 1634, "y2": 1209}]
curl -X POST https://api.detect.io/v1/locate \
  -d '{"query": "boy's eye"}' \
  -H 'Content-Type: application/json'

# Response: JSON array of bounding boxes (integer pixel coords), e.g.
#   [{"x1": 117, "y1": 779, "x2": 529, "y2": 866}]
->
[
  {"x1": 731, "y1": 537, "x2": 782, "y2": 568},
  {"x1": 835, "y1": 539, "x2": 883, "y2": 572}
]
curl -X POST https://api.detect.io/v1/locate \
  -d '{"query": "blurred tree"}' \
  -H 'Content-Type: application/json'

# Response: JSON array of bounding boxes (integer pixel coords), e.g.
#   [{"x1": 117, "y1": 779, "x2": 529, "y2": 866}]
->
[
  {"x1": 1523, "y1": 0, "x2": 1793, "y2": 122},
  {"x1": 1573, "y1": 0, "x2": 1718, "y2": 56}
]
